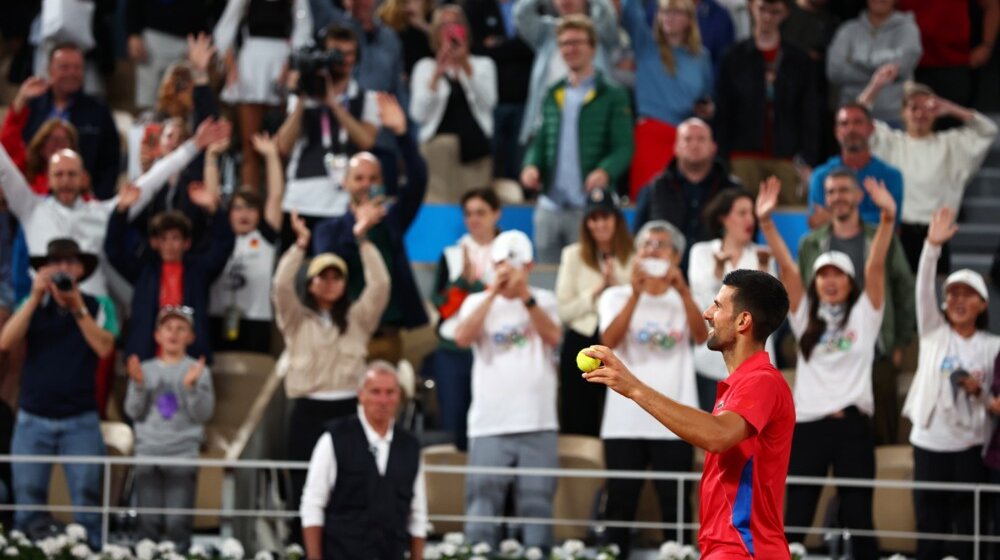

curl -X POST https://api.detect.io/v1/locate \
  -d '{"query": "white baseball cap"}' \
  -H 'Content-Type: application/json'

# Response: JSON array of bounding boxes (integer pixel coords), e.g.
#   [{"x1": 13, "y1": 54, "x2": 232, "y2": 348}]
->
[
  {"x1": 812, "y1": 251, "x2": 856, "y2": 279},
  {"x1": 944, "y1": 269, "x2": 989, "y2": 302},
  {"x1": 491, "y1": 230, "x2": 534, "y2": 267}
]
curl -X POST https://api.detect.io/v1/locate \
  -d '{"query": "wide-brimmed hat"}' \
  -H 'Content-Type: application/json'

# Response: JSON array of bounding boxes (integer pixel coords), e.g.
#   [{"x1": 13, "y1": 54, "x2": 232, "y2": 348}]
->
[{"x1": 29, "y1": 238, "x2": 99, "y2": 282}]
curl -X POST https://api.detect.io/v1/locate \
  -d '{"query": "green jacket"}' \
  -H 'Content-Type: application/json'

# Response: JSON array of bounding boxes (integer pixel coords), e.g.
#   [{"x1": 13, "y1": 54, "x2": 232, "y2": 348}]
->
[
  {"x1": 523, "y1": 73, "x2": 634, "y2": 192},
  {"x1": 797, "y1": 223, "x2": 916, "y2": 354}
]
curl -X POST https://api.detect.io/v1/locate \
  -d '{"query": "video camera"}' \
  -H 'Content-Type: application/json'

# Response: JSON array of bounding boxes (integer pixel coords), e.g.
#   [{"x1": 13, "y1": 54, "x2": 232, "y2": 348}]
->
[{"x1": 290, "y1": 46, "x2": 345, "y2": 98}]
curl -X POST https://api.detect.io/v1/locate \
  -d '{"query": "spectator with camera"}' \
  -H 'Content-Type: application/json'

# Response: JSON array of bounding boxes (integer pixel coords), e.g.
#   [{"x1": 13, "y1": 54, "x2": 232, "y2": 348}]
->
[
  {"x1": 276, "y1": 24, "x2": 382, "y2": 253},
  {"x1": 311, "y1": 94, "x2": 428, "y2": 363},
  {"x1": 208, "y1": 133, "x2": 284, "y2": 353},
  {"x1": 104, "y1": 183, "x2": 235, "y2": 366},
  {"x1": 19, "y1": 43, "x2": 120, "y2": 201},
  {"x1": 0, "y1": 238, "x2": 116, "y2": 549},
  {"x1": 410, "y1": 5, "x2": 498, "y2": 203},
  {"x1": 214, "y1": 0, "x2": 313, "y2": 189},
  {"x1": 313, "y1": 0, "x2": 404, "y2": 96}
]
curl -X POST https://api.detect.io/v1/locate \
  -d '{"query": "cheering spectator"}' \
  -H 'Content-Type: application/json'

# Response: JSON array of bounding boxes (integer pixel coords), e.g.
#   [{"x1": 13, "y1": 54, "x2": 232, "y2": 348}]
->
[
  {"x1": 275, "y1": 24, "x2": 381, "y2": 252},
  {"x1": 300, "y1": 362, "x2": 427, "y2": 560},
  {"x1": 214, "y1": 0, "x2": 313, "y2": 189},
  {"x1": 520, "y1": 16, "x2": 633, "y2": 263},
  {"x1": 466, "y1": 0, "x2": 536, "y2": 180},
  {"x1": 20, "y1": 44, "x2": 120, "y2": 201},
  {"x1": 2, "y1": 78, "x2": 78, "y2": 195},
  {"x1": 799, "y1": 168, "x2": 915, "y2": 446},
  {"x1": 273, "y1": 209, "x2": 389, "y2": 542},
  {"x1": 758, "y1": 175, "x2": 896, "y2": 560},
  {"x1": 903, "y1": 208, "x2": 1000, "y2": 560},
  {"x1": 826, "y1": 0, "x2": 922, "y2": 125},
  {"x1": 124, "y1": 308, "x2": 214, "y2": 552},
  {"x1": 597, "y1": 220, "x2": 706, "y2": 557},
  {"x1": 127, "y1": 0, "x2": 217, "y2": 110},
  {"x1": 0, "y1": 118, "x2": 231, "y2": 298},
  {"x1": 377, "y1": 0, "x2": 435, "y2": 79},
  {"x1": 554, "y1": 189, "x2": 633, "y2": 436},
  {"x1": 423, "y1": 188, "x2": 502, "y2": 451},
  {"x1": 859, "y1": 75, "x2": 998, "y2": 273},
  {"x1": 208, "y1": 134, "x2": 284, "y2": 353},
  {"x1": 105, "y1": 184, "x2": 235, "y2": 365},
  {"x1": 633, "y1": 118, "x2": 740, "y2": 265},
  {"x1": 454, "y1": 230, "x2": 562, "y2": 549},
  {"x1": 808, "y1": 103, "x2": 904, "y2": 229},
  {"x1": 514, "y1": 0, "x2": 621, "y2": 145},
  {"x1": 312, "y1": 94, "x2": 429, "y2": 363},
  {"x1": 715, "y1": 0, "x2": 821, "y2": 204},
  {"x1": 321, "y1": 0, "x2": 405, "y2": 96},
  {"x1": 0, "y1": 239, "x2": 115, "y2": 549},
  {"x1": 410, "y1": 6, "x2": 498, "y2": 203},
  {"x1": 688, "y1": 188, "x2": 776, "y2": 411},
  {"x1": 624, "y1": 0, "x2": 714, "y2": 198}
]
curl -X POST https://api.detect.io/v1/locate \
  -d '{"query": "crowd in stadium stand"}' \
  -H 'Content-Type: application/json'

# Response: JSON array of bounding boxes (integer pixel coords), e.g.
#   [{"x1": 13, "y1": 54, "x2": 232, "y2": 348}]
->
[{"x1": 1, "y1": 0, "x2": 1000, "y2": 558}]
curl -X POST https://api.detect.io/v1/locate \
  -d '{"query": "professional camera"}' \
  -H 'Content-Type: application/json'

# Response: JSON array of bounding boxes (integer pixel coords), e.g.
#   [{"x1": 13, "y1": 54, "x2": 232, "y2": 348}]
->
[
  {"x1": 290, "y1": 46, "x2": 345, "y2": 98},
  {"x1": 51, "y1": 272, "x2": 74, "y2": 292}
]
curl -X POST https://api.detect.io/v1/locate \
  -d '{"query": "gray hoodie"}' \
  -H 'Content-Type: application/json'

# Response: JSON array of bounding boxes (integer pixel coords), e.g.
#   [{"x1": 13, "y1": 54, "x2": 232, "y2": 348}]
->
[
  {"x1": 125, "y1": 357, "x2": 215, "y2": 457},
  {"x1": 826, "y1": 10, "x2": 923, "y2": 122}
]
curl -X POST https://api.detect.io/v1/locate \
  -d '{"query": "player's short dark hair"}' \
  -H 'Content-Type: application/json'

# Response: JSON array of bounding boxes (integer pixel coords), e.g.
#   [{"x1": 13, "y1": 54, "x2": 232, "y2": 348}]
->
[{"x1": 722, "y1": 269, "x2": 789, "y2": 342}]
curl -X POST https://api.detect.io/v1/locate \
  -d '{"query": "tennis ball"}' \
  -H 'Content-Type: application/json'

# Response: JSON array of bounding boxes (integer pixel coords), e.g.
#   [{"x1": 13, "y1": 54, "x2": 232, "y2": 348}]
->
[{"x1": 576, "y1": 348, "x2": 602, "y2": 373}]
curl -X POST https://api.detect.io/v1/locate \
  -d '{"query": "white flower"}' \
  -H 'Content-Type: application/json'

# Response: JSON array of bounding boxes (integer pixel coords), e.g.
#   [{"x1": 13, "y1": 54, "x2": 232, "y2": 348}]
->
[
  {"x1": 658, "y1": 541, "x2": 683, "y2": 560},
  {"x1": 254, "y1": 551, "x2": 274, "y2": 560},
  {"x1": 135, "y1": 539, "x2": 157, "y2": 560},
  {"x1": 525, "y1": 546, "x2": 544, "y2": 560},
  {"x1": 680, "y1": 545, "x2": 698, "y2": 559},
  {"x1": 438, "y1": 542, "x2": 457, "y2": 557},
  {"x1": 596, "y1": 553, "x2": 612, "y2": 560},
  {"x1": 470, "y1": 557, "x2": 488, "y2": 560},
  {"x1": 285, "y1": 543, "x2": 305, "y2": 558},
  {"x1": 66, "y1": 523, "x2": 89, "y2": 543},
  {"x1": 499, "y1": 539, "x2": 523, "y2": 556},
  {"x1": 788, "y1": 542, "x2": 806, "y2": 557},
  {"x1": 443, "y1": 532, "x2": 465, "y2": 546},
  {"x1": 0, "y1": 535, "x2": 6, "y2": 548},
  {"x1": 885, "y1": 556, "x2": 908, "y2": 560},
  {"x1": 166, "y1": 553, "x2": 187, "y2": 560},
  {"x1": 423, "y1": 544, "x2": 441, "y2": 560},
  {"x1": 2, "y1": 548, "x2": 16, "y2": 557},
  {"x1": 157, "y1": 541, "x2": 177, "y2": 553},
  {"x1": 562, "y1": 539, "x2": 585, "y2": 554},
  {"x1": 605, "y1": 544, "x2": 620, "y2": 556},
  {"x1": 221, "y1": 538, "x2": 246, "y2": 560},
  {"x1": 71, "y1": 543, "x2": 91, "y2": 558},
  {"x1": 189, "y1": 544, "x2": 209, "y2": 558},
  {"x1": 103, "y1": 544, "x2": 132, "y2": 560},
  {"x1": 8, "y1": 531, "x2": 25, "y2": 542},
  {"x1": 471, "y1": 542, "x2": 491, "y2": 555}
]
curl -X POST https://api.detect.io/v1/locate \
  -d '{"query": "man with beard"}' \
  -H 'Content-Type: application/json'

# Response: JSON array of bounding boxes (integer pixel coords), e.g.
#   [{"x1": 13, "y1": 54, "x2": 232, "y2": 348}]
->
[
  {"x1": 807, "y1": 102, "x2": 903, "y2": 229},
  {"x1": 799, "y1": 168, "x2": 915, "y2": 444},
  {"x1": 583, "y1": 269, "x2": 794, "y2": 559}
]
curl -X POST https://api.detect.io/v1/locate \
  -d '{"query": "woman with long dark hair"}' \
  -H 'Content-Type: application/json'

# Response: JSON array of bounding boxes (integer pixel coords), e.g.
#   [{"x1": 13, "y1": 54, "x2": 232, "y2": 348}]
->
[
  {"x1": 758, "y1": 174, "x2": 895, "y2": 560},
  {"x1": 554, "y1": 190, "x2": 633, "y2": 435},
  {"x1": 904, "y1": 207, "x2": 1000, "y2": 560}
]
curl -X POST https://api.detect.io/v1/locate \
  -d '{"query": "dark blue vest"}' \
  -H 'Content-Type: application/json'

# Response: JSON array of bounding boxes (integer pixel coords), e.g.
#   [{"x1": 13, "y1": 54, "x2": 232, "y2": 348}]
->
[
  {"x1": 323, "y1": 415, "x2": 420, "y2": 560},
  {"x1": 20, "y1": 295, "x2": 101, "y2": 418}
]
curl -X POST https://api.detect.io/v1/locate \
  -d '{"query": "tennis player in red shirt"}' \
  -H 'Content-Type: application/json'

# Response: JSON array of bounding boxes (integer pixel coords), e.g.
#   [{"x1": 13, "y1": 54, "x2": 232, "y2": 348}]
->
[{"x1": 584, "y1": 268, "x2": 794, "y2": 559}]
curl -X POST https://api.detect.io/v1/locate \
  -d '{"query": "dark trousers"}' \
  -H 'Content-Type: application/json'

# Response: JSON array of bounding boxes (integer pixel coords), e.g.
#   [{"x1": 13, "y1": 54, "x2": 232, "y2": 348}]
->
[
  {"x1": 421, "y1": 347, "x2": 473, "y2": 451},
  {"x1": 492, "y1": 103, "x2": 526, "y2": 180},
  {"x1": 913, "y1": 445, "x2": 986, "y2": 560},
  {"x1": 872, "y1": 355, "x2": 900, "y2": 445},
  {"x1": 785, "y1": 413, "x2": 879, "y2": 560},
  {"x1": 900, "y1": 222, "x2": 950, "y2": 275},
  {"x1": 286, "y1": 397, "x2": 358, "y2": 543},
  {"x1": 603, "y1": 439, "x2": 694, "y2": 557},
  {"x1": 558, "y1": 328, "x2": 606, "y2": 436}
]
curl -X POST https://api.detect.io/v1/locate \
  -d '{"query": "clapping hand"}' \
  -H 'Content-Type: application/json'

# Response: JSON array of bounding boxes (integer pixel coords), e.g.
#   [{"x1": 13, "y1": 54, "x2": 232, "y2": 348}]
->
[
  {"x1": 755, "y1": 176, "x2": 782, "y2": 222},
  {"x1": 183, "y1": 357, "x2": 207, "y2": 390},
  {"x1": 291, "y1": 210, "x2": 311, "y2": 249},
  {"x1": 927, "y1": 207, "x2": 959, "y2": 247},
  {"x1": 13, "y1": 76, "x2": 48, "y2": 111},
  {"x1": 377, "y1": 93, "x2": 407, "y2": 136},
  {"x1": 863, "y1": 176, "x2": 896, "y2": 220},
  {"x1": 352, "y1": 199, "x2": 388, "y2": 239}
]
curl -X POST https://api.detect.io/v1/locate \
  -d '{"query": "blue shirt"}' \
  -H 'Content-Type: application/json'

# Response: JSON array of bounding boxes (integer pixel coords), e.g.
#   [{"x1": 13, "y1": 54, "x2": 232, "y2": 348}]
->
[
  {"x1": 644, "y1": 0, "x2": 733, "y2": 77},
  {"x1": 543, "y1": 76, "x2": 595, "y2": 210},
  {"x1": 498, "y1": 0, "x2": 517, "y2": 38},
  {"x1": 625, "y1": 0, "x2": 713, "y2": 125},
  {"x1": 808, "y1": 155, "x2": 904, "y2": 226}
]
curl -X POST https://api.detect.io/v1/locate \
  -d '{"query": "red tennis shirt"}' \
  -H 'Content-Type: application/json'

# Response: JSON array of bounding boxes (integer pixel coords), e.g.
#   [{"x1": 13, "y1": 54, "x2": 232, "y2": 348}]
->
[{"x1": 698, "y1": 350, "x2": 795, "y2": 559}]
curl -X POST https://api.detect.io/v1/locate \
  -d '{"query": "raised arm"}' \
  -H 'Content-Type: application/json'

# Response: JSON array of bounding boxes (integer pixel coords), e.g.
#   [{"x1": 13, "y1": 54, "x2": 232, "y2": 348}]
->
[
  {"x1": 0, "y1": 134, "x2": 42, "y2": 220},
  {"x1": 348, "y1": 239, "x2": 392, "y2": 335},
  {"x1": 252, "y1": 132, "x2": 286, "y2": 231},
  {"x1": 861, "y1": 177, "x2": 897, "y2": 310},
  {"x1": 755, "y1": 176, "x2": 804, "y2": 312},
  {"x1": 916, "y1": 208, "x2": 958, "y2": 335},
  {"x1": 272, "y1": 212, "x2": 311, "y2": 334},
  {"x1": 857, "y1": 63, "x2": 897, "y2": 108},
  {"x1": 276, "y1": 96, "x2": 305, "y2": 157},
  {"x1": 514, "y1": 0, "x2": 553, "y2": 49}
]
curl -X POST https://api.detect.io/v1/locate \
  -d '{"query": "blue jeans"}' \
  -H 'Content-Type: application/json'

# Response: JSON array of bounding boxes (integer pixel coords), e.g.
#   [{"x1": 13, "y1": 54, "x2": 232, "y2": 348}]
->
[{"x1": 12, "y1": 410, "x2": 105, "y2": 548}]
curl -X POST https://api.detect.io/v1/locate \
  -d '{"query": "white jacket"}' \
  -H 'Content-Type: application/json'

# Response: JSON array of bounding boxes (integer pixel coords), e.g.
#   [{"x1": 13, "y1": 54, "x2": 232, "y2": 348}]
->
[
  {"x1": 409, "y1": 56, "x2": 498, "y2": 143},
  {"x1": 902, "y1": 241, "x2": 1000, "y2": 447}
]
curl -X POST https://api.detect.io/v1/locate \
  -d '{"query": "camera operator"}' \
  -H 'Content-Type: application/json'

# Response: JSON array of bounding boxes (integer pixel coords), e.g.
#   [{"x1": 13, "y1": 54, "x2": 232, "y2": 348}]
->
[
  {"x1": 275, "y1": 24, "x2": 382, "y2": 254},
  {"x1": 0, "y1": 239, "x2": 115, "y2": 549}
]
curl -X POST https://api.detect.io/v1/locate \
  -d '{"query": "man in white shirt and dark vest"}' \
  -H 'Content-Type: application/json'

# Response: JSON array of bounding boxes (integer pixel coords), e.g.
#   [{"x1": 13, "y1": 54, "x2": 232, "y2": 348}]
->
[{"x1": 299, "y1": 361, "x2": 428, "y2": 560}]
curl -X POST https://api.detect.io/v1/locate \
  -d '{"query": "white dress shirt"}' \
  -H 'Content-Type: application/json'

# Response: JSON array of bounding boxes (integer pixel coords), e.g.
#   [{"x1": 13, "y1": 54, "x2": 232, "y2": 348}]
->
[{"x1": 299, "y1": 408, "x2": 428, "y2": 537}]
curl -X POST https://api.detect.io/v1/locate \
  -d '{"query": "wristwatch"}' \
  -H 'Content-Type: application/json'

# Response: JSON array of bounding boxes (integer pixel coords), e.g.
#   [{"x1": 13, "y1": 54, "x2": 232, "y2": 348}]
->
[
  {"x1": 524, "y1": 296, "x2": 537, "y2": 309},
  {"x1": 72, "y1": 306, "x2": 88, "y2": 319}
]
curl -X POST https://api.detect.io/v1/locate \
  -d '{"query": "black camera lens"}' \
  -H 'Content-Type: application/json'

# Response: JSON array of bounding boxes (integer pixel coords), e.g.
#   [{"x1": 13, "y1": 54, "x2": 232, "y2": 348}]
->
[{"x1": 51, "y1": 272, "x2": 74, "y2": 292}]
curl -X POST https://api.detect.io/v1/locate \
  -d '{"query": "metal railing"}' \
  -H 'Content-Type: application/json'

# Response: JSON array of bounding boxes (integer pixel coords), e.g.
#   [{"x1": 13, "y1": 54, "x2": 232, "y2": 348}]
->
[{"x1": 1, "y1": 454, "x2": 999, "y2": 559}]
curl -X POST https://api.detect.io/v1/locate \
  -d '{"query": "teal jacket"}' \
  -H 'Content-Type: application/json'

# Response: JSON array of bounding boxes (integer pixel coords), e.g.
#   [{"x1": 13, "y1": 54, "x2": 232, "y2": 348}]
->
[
  {"x1": 523, "y1": 73, "x2": 634, "y2": 193},
  {"x1": 797, "y1": 223, "x2": 916, "y2": 353}
]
